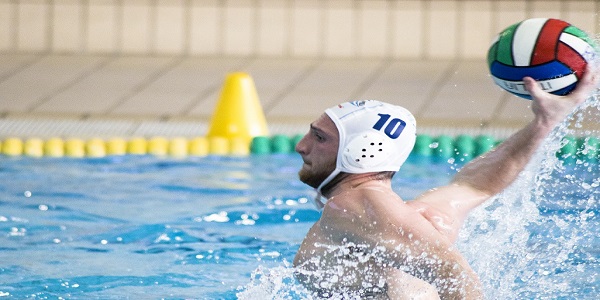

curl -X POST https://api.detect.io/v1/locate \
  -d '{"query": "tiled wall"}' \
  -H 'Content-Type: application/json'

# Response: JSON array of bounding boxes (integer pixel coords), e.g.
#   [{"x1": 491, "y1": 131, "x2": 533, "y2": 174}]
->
[{"x1": 0, "y1": 0, "x2": 598, "y2": 59}]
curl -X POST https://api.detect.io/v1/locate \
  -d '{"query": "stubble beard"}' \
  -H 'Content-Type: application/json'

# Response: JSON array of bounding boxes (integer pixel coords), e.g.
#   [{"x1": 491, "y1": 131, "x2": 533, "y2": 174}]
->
[{"x1": 298, "y1": 160, "x2": 336, "y2": 189}]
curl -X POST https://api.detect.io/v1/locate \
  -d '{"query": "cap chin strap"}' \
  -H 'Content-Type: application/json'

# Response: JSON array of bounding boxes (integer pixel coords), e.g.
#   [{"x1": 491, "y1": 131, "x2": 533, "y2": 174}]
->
[
  {"x1": 312, "y1": 192, "x2": 325, "y2": 210},
  {"x1": 313, "y1": 168, "x2": 341, "y2": 210}
]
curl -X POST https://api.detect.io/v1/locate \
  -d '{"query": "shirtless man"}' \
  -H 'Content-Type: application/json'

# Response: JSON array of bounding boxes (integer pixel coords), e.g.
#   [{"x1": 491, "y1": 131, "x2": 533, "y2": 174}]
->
[{"x1": 293, "y1": 67, "x2": 598, "y2": 299}]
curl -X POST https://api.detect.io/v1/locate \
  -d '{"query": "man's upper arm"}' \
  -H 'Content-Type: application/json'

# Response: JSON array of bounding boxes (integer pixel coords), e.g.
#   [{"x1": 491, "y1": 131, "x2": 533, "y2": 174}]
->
[
  {"x1": 410, "y1": 183, "x2": 491, "y2": 242},
  {"x1": 372, "y1": 195, "x2": 484, "y2": 299}
]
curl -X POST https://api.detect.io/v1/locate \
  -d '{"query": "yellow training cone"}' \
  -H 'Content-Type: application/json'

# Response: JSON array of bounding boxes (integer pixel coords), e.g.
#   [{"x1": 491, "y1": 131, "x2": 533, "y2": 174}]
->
[{"x1": 207, "y1": 72, "x2": 269, "y2": 142}]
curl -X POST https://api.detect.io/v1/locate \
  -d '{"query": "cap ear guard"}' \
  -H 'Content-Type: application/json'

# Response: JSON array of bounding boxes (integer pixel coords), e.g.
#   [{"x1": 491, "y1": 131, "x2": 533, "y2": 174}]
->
[{"x1": 342, "y1": 131, "x2": 394, "y2": 171}]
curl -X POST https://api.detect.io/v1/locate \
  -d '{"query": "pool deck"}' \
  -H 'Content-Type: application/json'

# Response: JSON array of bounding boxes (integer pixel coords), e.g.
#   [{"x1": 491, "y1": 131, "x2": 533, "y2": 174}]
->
[{"x1": 0, "y1": 54, "x2": 540, "y2": 139}]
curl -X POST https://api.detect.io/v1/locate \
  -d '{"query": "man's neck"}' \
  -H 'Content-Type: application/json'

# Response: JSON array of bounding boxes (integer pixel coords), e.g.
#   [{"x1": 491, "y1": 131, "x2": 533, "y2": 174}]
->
[{"x1": 322, "y1": 173, "x2": 392, "y2": 199}]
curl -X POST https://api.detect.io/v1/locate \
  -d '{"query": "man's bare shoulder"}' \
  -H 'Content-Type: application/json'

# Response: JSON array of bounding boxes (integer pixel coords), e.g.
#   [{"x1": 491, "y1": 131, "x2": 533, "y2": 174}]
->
[
  {"x1": 406, "y1": 200, "x2": 456, "y2": 242},
  {"x1": 407, "y1": 184, "x2": 491, "y2": 243},
  {"x1": 322, "y1": 185, "x2": 434, "y2": 237},
  {"x1": 325, "y1": 185, "x2": 410, "y2": 218}
]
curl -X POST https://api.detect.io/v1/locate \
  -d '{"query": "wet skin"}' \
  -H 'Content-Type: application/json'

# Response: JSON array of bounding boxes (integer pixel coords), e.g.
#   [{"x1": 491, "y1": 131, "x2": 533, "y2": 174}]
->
[{"x1": 292, "y1": 66, "x2": 599, "y2": 299}]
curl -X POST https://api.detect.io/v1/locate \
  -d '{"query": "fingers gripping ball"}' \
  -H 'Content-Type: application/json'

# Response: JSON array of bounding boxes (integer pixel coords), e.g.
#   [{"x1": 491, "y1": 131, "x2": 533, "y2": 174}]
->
[{"x1": 488, "y1": 18, "x2": 599, "y2": 99}]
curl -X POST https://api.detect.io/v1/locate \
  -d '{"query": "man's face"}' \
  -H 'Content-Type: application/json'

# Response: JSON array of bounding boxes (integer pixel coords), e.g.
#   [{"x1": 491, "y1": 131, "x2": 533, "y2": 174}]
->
[{"x1": 295, "y1": 113, "x2": 339, "y2": 189}]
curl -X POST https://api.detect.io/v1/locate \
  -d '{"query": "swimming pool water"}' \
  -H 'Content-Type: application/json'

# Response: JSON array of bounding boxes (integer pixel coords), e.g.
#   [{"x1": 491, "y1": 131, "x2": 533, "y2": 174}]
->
[{"x1": 0, "y1": 150, "x2": 598, "y2": 299}]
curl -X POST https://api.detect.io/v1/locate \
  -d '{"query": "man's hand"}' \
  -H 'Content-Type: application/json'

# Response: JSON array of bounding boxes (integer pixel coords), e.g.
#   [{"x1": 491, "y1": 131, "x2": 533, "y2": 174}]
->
[{"x1": 525, "y1": 64, "x2": 599, "y2": 127}]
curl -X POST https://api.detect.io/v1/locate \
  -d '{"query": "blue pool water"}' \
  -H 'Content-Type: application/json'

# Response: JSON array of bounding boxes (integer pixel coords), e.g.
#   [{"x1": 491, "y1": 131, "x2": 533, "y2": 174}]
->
[{"x1": 0, "y1": 139, "x2": 599, "y2": 299}]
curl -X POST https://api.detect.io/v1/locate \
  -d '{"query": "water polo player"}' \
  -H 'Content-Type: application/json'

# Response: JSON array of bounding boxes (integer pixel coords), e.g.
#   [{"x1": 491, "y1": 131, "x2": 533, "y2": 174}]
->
[{"x1": 292, "y1": 66, "x2": 598, "y2": 299}]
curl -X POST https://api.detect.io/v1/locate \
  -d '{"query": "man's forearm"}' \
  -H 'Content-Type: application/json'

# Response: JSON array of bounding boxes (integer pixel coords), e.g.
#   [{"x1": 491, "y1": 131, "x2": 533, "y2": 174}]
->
[
  {"x1": 452, "y1": 118, "x2": 555, "y2": 196},
  {"x1": 452, "y1": 66, "x2": 597, "y2": 197}
]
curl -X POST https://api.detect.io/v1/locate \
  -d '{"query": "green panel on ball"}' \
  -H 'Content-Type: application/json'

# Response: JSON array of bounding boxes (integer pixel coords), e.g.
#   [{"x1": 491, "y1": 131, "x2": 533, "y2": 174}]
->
[
  {"x1": 497, "y1": 23, "x2": 519, "y2": 66},
  {"x1": 487, "y1": 42, "x2": 498, "y2": 68}
]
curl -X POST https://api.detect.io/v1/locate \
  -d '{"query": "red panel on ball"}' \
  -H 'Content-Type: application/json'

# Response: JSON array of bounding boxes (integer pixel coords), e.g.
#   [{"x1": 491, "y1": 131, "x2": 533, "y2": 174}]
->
[
  {"x1": 557, "y1": 42, "x2": 587, "y2": 79},
  {"x1": 531, "y1": 19, "x2": 569, "y2": 65}
]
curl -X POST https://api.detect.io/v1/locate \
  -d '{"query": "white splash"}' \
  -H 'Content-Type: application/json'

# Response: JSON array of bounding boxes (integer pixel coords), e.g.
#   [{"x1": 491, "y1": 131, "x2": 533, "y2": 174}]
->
[{"x1": 236, "y1": 263, "x2": 314, "y2": 300}]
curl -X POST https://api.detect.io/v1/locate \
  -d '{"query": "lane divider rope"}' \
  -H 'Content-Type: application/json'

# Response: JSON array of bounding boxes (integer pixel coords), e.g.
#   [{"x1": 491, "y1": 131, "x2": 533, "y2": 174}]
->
[{"x1": 0, "y1": 134, "x2": 597, "y2": 162}]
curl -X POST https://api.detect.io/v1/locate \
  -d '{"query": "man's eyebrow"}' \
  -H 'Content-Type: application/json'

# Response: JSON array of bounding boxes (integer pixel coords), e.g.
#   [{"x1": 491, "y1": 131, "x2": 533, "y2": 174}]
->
[{"x1": 310, "y1": 123, "x2": 324, "y2": 133}]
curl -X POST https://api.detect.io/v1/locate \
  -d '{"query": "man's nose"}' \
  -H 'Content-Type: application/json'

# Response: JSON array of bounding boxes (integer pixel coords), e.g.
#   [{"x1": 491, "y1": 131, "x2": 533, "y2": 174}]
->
[{"x1": 295, "y1": 134, "x2": 309, "y2": 154}]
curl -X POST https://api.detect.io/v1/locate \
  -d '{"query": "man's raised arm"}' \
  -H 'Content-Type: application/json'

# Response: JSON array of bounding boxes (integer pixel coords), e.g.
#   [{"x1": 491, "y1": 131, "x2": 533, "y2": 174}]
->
[
  {"x1": 413, "y1": 66, "x2": 598, "y2": 242},
  {"x1": 452, "y1": 66, "x2": 598, "y2": 205}
]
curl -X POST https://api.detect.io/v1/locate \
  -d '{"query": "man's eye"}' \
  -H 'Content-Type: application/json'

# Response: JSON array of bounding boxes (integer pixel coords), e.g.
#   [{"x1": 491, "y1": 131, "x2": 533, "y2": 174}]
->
[{"x1": 314, "y1": 133, "x2": 324, "y2": 141}]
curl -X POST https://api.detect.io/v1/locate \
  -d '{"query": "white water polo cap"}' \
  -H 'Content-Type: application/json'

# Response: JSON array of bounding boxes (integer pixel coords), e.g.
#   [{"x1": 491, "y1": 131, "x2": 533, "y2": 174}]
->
[{"x1": 313, "y1": 100, "x2": 417, "y2": 208}]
